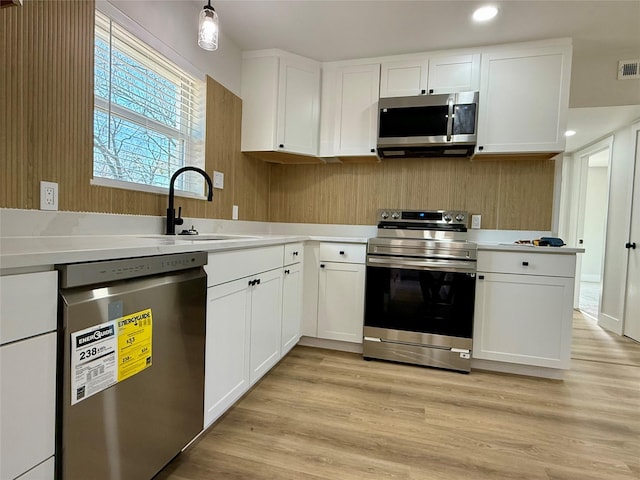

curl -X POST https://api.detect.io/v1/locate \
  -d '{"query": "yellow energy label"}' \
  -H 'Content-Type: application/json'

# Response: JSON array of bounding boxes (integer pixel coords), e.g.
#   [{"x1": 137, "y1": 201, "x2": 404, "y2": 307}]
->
[{"x1": 117, "y1": 308, "x2": 153, "y2": 382}]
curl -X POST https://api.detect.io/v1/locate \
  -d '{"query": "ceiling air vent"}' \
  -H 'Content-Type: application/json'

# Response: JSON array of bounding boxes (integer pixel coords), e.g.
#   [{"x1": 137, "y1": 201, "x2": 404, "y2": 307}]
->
[{"x1": 618, "y1": 59, "x2": 640, "y2": 80}]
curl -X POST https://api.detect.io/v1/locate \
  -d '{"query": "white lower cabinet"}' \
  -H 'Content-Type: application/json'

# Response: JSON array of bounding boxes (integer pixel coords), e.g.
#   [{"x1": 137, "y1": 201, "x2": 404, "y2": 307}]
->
[
  {"x1": 317, "y1": 261, "x2": 366, "y2": 343},
  {"x1": 204, "y1": 246, "x2": 291, "y2": 428},
  {"x1": 281, "y1": 261, "x2": 302, "y2": 355},
  {"x1": 1, "y1": 333, "x2": 57, "y2": 480},
  {"x1": 204, "y1": 277, "x2": 251, "y2": 428},
  {"x1": 473, "y1": 251, "x2": 576, "y2": 370},
  {"x1": 0, "y1": 271, "x2": 57, "y2": 480},
  {"x1": 249, "y1": 268, "x2": 283, "y2": 384}
]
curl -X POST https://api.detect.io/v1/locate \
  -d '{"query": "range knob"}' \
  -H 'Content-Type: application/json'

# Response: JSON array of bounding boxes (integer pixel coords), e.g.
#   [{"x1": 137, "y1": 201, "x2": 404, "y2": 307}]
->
[
  {"x1": 391, "y1": 212, "x2": 400, "y2": 220},
  {"x1": 455, "y1": 214, "x2": 465, "y2": 222},
  {"x1": 443, "y1": 214, "x2": 452, "y2": 222},
  {"x1": 380, "y1": 211, "x2": 389, "y2": 220}
]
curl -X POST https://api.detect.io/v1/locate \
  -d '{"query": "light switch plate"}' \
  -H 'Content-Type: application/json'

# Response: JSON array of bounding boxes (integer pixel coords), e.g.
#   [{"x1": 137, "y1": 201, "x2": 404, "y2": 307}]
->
[
  {"x1": 40, "y1": 181, "x2": 58, "y2": 211},
  {"x1": 232, "y1": 205, "x2": 239, "y2": 220},
  {"x1": 471, "y1": 215, "x2": 481, "y2": 229},
  {"x1": 213, "y1": 171, "x2": 224, "y2": 189}
]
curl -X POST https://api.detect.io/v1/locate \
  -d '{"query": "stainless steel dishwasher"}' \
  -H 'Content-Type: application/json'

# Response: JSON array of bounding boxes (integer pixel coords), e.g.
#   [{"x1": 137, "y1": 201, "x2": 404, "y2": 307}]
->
[{"x1": 56, "y1": 252, "x2": 208, "y2": 480}]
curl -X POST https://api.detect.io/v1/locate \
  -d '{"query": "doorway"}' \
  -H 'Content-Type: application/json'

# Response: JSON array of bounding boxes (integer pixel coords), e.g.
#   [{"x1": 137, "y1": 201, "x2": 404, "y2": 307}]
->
[
  {"x1": 573, "y1": 139, "x2": 613, "y2": 322},
  {"x1": 578, "y1": 148, "x2": 610, "y2": 320}
]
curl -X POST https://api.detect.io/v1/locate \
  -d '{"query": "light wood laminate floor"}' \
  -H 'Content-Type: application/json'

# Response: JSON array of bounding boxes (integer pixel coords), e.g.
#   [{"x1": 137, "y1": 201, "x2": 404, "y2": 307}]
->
[{"x1": 156, "y1": 312, "x2": 640, "y2": 480}]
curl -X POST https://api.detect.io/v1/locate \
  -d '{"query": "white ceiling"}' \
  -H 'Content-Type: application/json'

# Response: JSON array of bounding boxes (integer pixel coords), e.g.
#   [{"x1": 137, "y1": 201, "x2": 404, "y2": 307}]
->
[
  {"x1": 202, "y1": 0, "x2": 640, "y2": 152},
  {"x1": 565, "y1": 105, "x2": 640, "y2": 153},
  {"x1": 211, "y1": 0, "x2": 639, "y2": 62}
]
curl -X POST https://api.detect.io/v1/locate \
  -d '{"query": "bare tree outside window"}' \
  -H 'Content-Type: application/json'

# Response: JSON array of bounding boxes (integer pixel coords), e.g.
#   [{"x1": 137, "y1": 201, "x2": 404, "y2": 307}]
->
[{"x1": 93, "y1": 12, "x2": 203, "y2": 195}]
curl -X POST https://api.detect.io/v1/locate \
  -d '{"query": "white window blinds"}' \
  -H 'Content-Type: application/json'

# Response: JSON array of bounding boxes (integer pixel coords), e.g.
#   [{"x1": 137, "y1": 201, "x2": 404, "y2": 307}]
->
[{"x1": 93, "y1": 10, "x2": 205, "y2": 196}]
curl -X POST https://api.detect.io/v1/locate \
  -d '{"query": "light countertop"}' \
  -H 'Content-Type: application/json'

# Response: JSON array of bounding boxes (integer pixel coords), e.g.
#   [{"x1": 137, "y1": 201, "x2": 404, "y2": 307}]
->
[
  {"x1": 1, "y1": 233, "x2": 583, "y2": 271},
  {"x1": 0, "y1": 234, "x2": 307, "y2": 270},
  {"x1": 476, "y1": 242, "x2": 585, "y2": 254}
]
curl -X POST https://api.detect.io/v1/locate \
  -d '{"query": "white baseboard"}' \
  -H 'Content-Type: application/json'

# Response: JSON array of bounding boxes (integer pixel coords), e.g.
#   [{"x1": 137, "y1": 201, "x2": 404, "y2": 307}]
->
[{"x1": 298, "y1": 336, "x2": 363, "y2": 354}]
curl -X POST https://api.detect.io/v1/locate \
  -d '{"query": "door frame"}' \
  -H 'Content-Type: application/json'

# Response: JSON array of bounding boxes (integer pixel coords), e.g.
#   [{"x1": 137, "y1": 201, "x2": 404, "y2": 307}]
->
[{"x1": 561, "y1": 136, "x2": 613, "y2": 310}]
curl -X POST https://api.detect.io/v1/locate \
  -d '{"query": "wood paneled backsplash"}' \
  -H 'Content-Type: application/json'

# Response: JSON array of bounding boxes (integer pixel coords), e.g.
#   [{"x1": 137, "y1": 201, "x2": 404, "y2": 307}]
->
[
  {"x1": 2, "y1": 0, "x2": 554, "y2": 230},
  {"x1": 0, "y1": 0, "x2": 269, "y2": 221},
  {"x1": 269, "y1": 157, "x2": 555, "y2": 230}
]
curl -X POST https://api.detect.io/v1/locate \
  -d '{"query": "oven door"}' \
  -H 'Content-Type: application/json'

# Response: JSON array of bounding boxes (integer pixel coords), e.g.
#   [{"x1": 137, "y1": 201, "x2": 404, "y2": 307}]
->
[{"x1": 364, "y1": 256, "x2": 476, "y2": 340}]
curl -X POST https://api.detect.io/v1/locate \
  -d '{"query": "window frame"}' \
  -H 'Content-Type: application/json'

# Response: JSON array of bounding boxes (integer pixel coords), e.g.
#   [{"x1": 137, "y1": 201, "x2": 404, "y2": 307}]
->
[{"x1": 92, "y1": 1, "x2": 206, "y2": 199}]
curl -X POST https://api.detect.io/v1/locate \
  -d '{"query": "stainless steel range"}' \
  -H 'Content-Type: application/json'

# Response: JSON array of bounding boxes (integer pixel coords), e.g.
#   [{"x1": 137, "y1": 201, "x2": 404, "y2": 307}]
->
[{"x1": 364, "y1": 209, "x2": 477, "y2": 372}]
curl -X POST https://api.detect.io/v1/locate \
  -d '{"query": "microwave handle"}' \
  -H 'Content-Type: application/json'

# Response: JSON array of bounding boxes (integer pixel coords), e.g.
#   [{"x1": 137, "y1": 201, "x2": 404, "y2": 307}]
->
[{"x1": 446, "y1": 97, "x2": 454, "y2": 142}]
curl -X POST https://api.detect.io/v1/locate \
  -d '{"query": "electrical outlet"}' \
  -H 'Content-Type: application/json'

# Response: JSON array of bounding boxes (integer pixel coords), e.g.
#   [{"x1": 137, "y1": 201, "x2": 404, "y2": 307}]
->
[
  {"x1": 213, "y1": 171, "x2": 224, "y2": 189},
  {"x1": 471, "y1": 215, "x2": 481, "y2": 229},
  {"x1": 40, "y1": 181, "x2": 59, "y2": 211},
  {"x1": 232, "y1": 205, "x2": 239, "y2": 220}
]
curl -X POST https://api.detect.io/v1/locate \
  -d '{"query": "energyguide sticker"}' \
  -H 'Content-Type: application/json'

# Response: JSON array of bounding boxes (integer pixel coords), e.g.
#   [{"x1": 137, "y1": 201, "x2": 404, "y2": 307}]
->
[{"x1": 71, "y1": 308, "x2": 153, "y2": 405}]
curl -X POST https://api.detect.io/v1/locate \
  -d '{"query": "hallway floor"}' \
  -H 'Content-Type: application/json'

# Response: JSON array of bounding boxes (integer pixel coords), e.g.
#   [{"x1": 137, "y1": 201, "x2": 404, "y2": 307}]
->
[{"x1": 579, "y1": 280, "x2": 600, "y2": 320}]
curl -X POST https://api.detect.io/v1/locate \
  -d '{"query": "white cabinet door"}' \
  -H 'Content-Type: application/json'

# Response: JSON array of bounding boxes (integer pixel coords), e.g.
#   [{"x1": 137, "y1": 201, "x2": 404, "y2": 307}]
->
[
  {"x1": 0, "y1": 271, "x2": 57, "y2": 345},
  {"x1": 428, "y1": 53, "x2": 480, "y2": 94},
  {"x1": 204, "y1": 278, "x2": 251, "y2": 428},
  {"x1": 379, "y1": 58, "x2": 429, "y2": 97},
  {"x1": 0, "y1": 333, "x2": 56, "y2": 480},
  {"x1": 281, "y1": 262, "x2": 302, "y2": 355},
  {"x1": 379, "y1": 54, "x2": 480, "y2": 98},
  {"x1": 241, "y1": 52, "x2": 320, "y2": 155},
  {"x1": 318, "y1": 262, "x2": 365, "y2": 343},
  {"x1": 473, "y1": 272, "x2": 574, "y2": 369},
  {"x1": 250, "y1": 268, "x2": 283, "y2": 384},
  {"x1": 276, "y1": 56, "x2": 321, "y2": 155},
  {"x1": 476, "y1": 45, "x2": 571, "y2": 155},
  {"x1": 332, "y1": 63, "x2": 381, "y2": 156}
]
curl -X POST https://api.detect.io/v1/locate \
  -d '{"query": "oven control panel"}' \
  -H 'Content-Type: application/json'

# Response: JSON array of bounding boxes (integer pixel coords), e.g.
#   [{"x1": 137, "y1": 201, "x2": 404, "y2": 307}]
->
[{"x1": 377, "y1": 209, "x2": 468, "y2": 227}]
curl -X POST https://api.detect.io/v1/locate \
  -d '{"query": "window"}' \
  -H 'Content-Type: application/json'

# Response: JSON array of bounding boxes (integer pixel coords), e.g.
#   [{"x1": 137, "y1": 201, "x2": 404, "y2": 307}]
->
[{"x1": 93, "y1": 10, "x2": 205, "y2": 196}]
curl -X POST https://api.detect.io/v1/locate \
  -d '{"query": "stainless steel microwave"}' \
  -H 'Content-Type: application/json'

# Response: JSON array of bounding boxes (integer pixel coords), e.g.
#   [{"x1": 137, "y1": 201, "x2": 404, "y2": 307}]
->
[{"x1": 376, "y1": 91, "x2": 479, "y2": 158}]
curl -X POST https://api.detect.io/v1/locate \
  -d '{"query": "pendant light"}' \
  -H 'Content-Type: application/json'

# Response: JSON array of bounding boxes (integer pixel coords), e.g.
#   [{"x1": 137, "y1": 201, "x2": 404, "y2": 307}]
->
[{"x1": 198, "y1": 0, "x2": 219, "y2": 51}]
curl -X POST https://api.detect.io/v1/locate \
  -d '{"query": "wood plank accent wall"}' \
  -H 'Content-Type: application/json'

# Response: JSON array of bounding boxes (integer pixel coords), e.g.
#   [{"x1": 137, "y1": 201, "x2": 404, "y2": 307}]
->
[
  {"x1": 0, "y1": 0, "x2": 269, "y2": 222},
  {"x1": 268, "y1": 157, "x2": 556, "y2": 230}
]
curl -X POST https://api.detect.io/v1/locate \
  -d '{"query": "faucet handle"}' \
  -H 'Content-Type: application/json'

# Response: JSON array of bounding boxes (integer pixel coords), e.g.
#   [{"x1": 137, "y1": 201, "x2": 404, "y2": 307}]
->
[{"x1": 175, "y1": 206, "x2": 184, "y2": 226}]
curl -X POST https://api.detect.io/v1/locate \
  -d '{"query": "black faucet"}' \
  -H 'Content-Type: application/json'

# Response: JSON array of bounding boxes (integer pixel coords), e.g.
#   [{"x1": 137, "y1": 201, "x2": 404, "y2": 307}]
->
[{"x1": 166, "y1": 166, "x2": 213, "y2": 235}]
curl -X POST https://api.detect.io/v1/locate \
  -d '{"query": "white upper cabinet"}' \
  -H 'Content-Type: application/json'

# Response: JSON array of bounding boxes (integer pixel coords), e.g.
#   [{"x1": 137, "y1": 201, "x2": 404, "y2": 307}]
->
[
  {"x1": 428, "y1": 53, "x2": 481, "y2": 94},
  {"x1": 241, "y1": 50, "x2": 320, "y2": 156},
  {"x1": 379, "y1": 58, "x2": 429, "y2": 97},
  {"x1": 379, "y1": 53, "x2": 480, "y2": 98},
  {"x1": 475, "y1": 43, "x2": 572, "y2": 155},
  {"x1": 320, "y1": 63, "x2": 381, "y2": 157}
]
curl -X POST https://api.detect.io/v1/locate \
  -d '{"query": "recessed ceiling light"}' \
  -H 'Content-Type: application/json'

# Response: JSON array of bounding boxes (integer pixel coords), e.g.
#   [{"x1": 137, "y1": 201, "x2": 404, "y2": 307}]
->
[
  {"x1": 473, "y1": 5, "x2": 499, "y2": 22},
  {"x1": 565, "y1": 130, "x2": 576, "y2": 137}
]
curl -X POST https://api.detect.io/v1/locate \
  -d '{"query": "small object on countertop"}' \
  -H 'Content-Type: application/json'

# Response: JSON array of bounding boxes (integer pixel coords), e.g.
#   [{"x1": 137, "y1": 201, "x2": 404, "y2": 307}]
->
[
  {"x1": 540, "y1": 237, "x2": 566, "y2": 247},
  {"x1": 532, "y1": 239, "x2": 549, "y2": 246},
  {"x1": 179, "y1": 225, "x2": 199, "y2": 235},
  {"x1": 515, "y1": 240, "x2": 532, "y2": 244}
]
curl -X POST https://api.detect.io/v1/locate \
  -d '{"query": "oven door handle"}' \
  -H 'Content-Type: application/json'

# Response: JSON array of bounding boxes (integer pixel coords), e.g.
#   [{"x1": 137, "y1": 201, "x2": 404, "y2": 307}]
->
[{"x1": 366, "y1": 255, "x2": 476, "y2": 274}]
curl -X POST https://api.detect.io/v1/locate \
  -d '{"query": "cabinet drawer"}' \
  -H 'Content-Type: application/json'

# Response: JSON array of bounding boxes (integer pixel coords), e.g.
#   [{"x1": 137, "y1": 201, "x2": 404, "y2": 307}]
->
[
  {"x1": 284, "y1": 242, "x2": 304, "y2": 265},
  {"x1": 319, "y1": 243, "x2": 366, "y2": 264},
  {"x1": 477, "y1": 251, "x2": 576, "y2": 277},
  {"x1": 206, "y1": 245, "x2": 284, "y2": 286},
  {"x1": 1, "y1": 333, "x2": 56, "y2": 480},
  {"x1": 0, "y1": 271, "x2": 57, "y2": 345}
]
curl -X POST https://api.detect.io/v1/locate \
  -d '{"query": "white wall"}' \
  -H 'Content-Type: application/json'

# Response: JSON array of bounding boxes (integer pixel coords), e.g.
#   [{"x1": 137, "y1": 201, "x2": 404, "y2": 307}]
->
[
  {"x1": 581, "y1": 166, "x2": 608, "y2": 282},
  {"x1": 107, "y1": 0, "x2": 243, "y2": 96}
]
